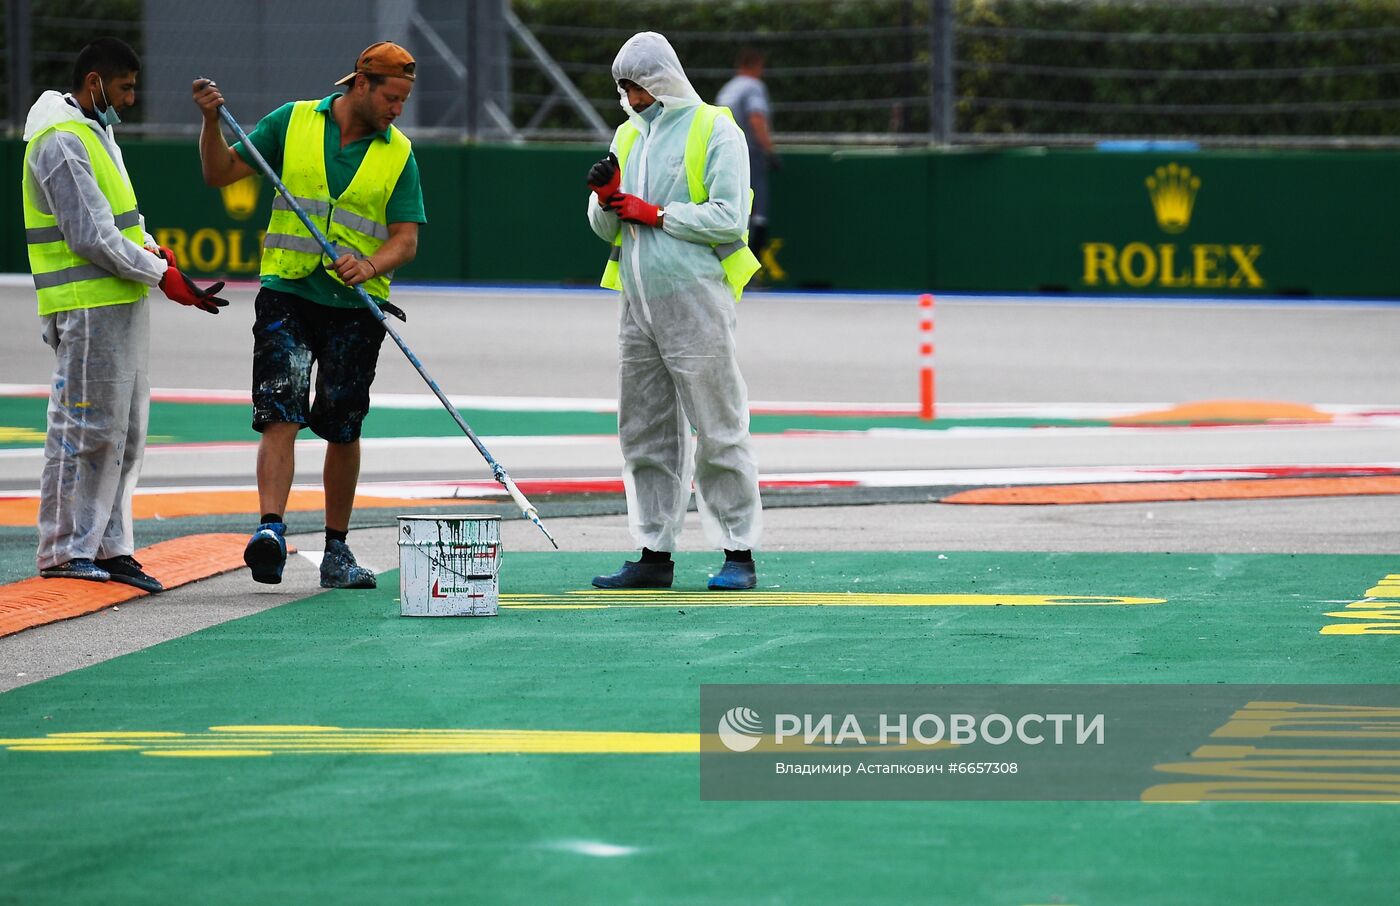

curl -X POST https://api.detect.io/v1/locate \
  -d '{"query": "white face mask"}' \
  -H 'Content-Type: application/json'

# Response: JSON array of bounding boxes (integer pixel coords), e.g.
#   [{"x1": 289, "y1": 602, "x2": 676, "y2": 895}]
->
[{"x1": 92, "y1": 80, "x2": 121, "y2": 127}]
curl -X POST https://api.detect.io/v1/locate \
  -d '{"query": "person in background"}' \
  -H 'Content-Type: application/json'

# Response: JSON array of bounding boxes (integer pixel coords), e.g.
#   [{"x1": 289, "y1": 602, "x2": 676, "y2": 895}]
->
[
  {"x1": 716, "y1": 46, "x2": 778, "y2": 257},
  {"x1": 23, "y1": 37, "x2": 227, "y2": 591}
]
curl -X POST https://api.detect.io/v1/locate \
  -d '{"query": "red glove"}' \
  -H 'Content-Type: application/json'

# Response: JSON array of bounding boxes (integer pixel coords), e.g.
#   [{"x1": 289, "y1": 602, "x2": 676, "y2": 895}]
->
[
  {"x1": 587, "y1": 152, "x2": 620, "y2": 204},
  {"x1": 156, "y1": 245, "x2": 179, "y2": 268},
  {"x1": 158, "y1": 252, "x2": 228, "y2": 314},
  {"x1": 607, "y1": 192, "x2": 661, "y2": 227}
]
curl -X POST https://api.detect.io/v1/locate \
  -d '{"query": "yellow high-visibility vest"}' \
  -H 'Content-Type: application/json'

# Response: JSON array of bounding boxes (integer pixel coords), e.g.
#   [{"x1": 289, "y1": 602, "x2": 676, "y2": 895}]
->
[
  {"x1": 599, "y1": 104, "x2": 762, "y2": 301},
  {"x1": 260, "y1": 100, "x2": 411, "y2": 301},
  {"x1": 23, "y1": 121, "x2": 146, "y2": 315}
]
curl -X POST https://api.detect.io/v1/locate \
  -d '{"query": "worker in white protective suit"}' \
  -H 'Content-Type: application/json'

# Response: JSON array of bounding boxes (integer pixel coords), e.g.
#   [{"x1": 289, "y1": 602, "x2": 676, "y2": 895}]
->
[
  {"x1": 585, "y1": 32, "x2": 764, "y2": 591},
  {"x1": 22, "y1": 38, "x2": 227, "y2": 590}
]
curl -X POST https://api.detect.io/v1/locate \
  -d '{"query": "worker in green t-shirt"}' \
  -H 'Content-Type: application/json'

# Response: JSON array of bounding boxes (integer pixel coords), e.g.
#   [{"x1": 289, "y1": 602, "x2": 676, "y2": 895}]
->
[{"x1": 193, "y1": 42, "x2": 427, "y2": 590}]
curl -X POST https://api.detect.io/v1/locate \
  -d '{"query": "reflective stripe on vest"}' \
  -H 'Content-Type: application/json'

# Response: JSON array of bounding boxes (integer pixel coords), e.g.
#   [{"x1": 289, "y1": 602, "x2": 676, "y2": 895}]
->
[
  {"x1": 271, "y1": 194, "x2": 330, "y2": 217},
  {"x1": 32, "y1": 262, "x2": 117, "y2": 290},
  {"x1": 262, "y1": 234, "x2": 360, "y2": 261},
  {"x1": 25, "y1": 208, "x2": 141, "y2": 245},
  {"x1": 331, "y1": 207, "x2": 390, "y2": 241},
  {"x1": 598, "y1": 103, "x2": 762, "y2": 301},
  {"x1": 22, "y1": 121, "x2": 147, "y2": 315},
  {"x1": 259, "y1": 99, "x2": 411, "y2": 301}
]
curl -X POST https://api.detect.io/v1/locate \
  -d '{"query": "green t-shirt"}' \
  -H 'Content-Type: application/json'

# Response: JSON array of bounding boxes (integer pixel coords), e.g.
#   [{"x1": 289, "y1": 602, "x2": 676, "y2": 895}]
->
[{"x1": 234, "y1": 94, "x2": 427, "y2": 308}]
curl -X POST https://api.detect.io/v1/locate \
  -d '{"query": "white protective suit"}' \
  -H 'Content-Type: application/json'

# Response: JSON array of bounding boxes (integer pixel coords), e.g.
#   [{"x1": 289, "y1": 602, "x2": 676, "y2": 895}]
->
[
  {"x1": 586, "y1": 33, "x2": 762, "y2": 552},
  {"x1": 23, "y1": 90, "x2": 166, "y2": 569}
]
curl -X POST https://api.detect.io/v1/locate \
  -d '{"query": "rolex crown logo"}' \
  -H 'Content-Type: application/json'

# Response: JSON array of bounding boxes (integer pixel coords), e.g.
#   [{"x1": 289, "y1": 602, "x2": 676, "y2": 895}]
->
[
  {"x1": 1144, "y1": 163, "x2": 1200, "y2": 234},
  {"x1": 220, "y1": 175, "x2": 262, "y2": 221}
]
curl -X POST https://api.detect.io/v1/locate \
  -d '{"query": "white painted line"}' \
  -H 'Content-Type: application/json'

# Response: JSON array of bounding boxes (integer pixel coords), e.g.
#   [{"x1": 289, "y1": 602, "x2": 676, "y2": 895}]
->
[
  {"x1": 546, "y1": 840, "x2": 640, "y2": 858},
  {"x1": 5, "y1": 462, "x2": 1398, "y2": 501},
  {"x1": 296, "y1": 550, "x2": 383, "y2": 575}
]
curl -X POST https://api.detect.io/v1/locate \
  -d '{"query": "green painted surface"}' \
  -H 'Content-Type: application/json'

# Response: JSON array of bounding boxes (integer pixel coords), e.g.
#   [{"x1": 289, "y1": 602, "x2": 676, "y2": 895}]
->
[
  {"x1": 0, "y1": 396, "x2": 1133, "y2": 448},
  {"x1": 2, "y1": 551, "x2": 1398, "y2": 903}
]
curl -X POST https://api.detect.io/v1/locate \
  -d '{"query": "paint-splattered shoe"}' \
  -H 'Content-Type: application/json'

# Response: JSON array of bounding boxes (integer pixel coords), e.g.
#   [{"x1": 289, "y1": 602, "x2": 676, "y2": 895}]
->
[
  {"x1": 244, "y1": 522, "x2": 287, "y2": 585},
  {"x1": 320, "y1": 539, "x2": 376, "y2": 589},
  {"x1": 39, "y1": 558, "x2": 110, "y2": 583}
]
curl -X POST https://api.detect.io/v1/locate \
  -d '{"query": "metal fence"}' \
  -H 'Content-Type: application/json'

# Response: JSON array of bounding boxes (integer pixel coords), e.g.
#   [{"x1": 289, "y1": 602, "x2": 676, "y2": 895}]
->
[{"x1": 4, "y1": 0, "x2": 1400, "y2": 148}]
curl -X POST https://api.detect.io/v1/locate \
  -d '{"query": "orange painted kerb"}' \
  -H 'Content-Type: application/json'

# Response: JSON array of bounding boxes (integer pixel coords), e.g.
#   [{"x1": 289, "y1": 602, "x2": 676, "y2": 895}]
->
[
  {"x1": 1111, "y1": 400, "x2": 1333, "y2": 425},
  {"x1": 0, "y1": 533, "x2": 296, "y2": 638},
  {"x1": 0, "y1": 490, "x2": 491, "y2": 528}
]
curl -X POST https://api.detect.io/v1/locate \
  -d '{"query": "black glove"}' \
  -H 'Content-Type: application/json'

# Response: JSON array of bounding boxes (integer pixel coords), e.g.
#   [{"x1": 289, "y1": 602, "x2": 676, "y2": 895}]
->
[{"x1": 588, "y1": 152, "x2": 621, "y2": 201}]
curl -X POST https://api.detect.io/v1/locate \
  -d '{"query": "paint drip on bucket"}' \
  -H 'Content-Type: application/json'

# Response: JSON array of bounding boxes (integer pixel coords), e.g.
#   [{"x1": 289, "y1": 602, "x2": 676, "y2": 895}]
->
[{"x1": 398, "y1": 515, "x2": 501, "y2": 616}]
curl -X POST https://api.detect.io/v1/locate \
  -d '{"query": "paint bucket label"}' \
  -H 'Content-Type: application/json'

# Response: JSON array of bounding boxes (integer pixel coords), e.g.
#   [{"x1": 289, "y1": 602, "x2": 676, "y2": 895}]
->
[{"x1": 398, "y1": 515, "x2": 502, "y2": 617}]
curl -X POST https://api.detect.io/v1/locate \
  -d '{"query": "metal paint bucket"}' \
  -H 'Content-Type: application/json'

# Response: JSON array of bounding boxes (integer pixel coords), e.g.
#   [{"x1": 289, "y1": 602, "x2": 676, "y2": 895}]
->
[{"x1": 398, "y1": 515, "x2": 502, "y2": 617}]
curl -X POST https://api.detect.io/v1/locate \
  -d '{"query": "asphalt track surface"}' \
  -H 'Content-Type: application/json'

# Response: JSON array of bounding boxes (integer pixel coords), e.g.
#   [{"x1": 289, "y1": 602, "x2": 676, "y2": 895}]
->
[
  {"x1": 3, "y1": 280, "x2": 1400, "y2": 489},
  {"x1": 4, "y1": 281, "x2": 1400, "y2": 677},
  {"x1": 4, "y1": 281, "x2": 1400, "y2": 903}
]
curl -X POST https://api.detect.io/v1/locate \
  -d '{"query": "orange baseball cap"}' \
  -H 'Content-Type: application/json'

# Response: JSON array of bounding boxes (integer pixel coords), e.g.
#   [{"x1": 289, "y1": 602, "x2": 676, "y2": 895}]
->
[{"x1": 334, "y1": 41, "x2": 417, "y2": 86}]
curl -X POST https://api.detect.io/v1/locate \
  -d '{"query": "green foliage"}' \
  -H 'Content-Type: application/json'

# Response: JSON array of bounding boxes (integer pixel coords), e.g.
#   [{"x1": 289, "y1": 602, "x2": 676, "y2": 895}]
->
[
  {"x1": 958, "y1": 0, "x2": 1400, "y2": 137},
  {"x1": 2, "y1": 1, "x2": 143, "y2": 124},
  {"x1": 513, "y1": 0, "x2": 1400, "y2": 139}
]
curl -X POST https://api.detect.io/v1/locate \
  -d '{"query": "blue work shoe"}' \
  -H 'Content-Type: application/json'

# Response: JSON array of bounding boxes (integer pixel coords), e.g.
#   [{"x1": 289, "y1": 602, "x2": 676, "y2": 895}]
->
[
  {"x1": 708, "y1": 559, "x2": 757, "y2": 591},
  {"x1": 320, "y1": 539, "x2": 376, "y2": 590},
  {"x1": 95, "y1": 555, "x2": 164, "y2": 593},
  {"x1": 39, "y1": 558, "x2": 110, "y2": 583},
  {"x1": 243, "y1": 522, "x2": 288, "y2": 585},
  {"x1": 591, "y1": 559, "x2": 674, "y2": 589}
]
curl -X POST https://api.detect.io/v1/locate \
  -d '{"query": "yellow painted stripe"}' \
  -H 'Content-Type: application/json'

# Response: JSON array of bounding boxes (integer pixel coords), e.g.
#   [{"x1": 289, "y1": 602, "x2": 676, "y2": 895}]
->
[
  {"x1": 0, "y1": 726, "x2": 701, "y2": 757},
  {"x1": 500, "y1": 591, "x2": 1164, "y2": 610},
  {"x1": 0, "y1": 725, "x2": 960, "y2": 759}
]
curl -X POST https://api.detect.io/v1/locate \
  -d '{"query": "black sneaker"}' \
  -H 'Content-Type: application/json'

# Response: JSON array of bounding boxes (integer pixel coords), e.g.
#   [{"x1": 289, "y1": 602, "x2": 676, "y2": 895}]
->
[
  {"x1": 591, "y1": 559, "x2": 674, "y2": 589},
  {"x1": 39, "y1": 558, "x2": 110, "y2": 582},
  {"x1": 95, "y1": 555, "x2": 164, "y2": 593}
]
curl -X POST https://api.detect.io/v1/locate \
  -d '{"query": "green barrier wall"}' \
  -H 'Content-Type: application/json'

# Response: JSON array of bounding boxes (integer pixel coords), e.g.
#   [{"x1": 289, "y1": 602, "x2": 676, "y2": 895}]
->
[
  {"x1": 5, "y1": 140, "x2": 1398, "y2": 298},
  {"x1": 926, "y1": 149, "x2": 1400, "y2": 297}
]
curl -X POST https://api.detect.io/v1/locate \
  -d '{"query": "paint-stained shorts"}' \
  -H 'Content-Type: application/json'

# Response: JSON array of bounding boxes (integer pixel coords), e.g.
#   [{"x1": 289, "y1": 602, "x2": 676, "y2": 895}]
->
[{"x1": 251, "y1": 288, "x2": 387, "y2": 444}]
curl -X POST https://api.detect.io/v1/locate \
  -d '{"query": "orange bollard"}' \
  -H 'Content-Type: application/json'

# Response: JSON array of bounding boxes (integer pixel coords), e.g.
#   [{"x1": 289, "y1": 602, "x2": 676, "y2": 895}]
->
[{"x1": 919, "y1": 293, "x2": 936, "y2": 420}]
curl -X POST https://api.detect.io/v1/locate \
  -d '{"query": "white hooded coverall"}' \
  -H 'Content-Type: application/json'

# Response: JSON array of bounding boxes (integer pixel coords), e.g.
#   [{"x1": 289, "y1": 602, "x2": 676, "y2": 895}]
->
[
  {"x1": 22, "y1": 90, "x2": 167, "y2": 569},
  {"x1": 586, "y1": 32, "x2": 762, "y2": 553}
]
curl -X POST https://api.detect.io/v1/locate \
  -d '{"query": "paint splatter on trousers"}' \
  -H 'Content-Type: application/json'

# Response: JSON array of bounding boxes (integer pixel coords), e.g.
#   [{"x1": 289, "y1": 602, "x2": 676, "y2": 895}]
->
[{"x1": 250, "y1": 288, "x2": 387, "y2": 443}]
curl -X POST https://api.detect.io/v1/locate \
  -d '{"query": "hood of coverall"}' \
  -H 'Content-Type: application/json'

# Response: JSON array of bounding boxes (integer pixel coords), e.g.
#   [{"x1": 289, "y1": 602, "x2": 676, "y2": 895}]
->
[
  {"x1": 611, "y1": 32, "x2": 703, "y2": 123},
  {"x1": 23, "y1": 90, "x2": 93, "y2": 141},
  {"x1": 24, "y1": 89, "x2": 134, "y2": 181}
]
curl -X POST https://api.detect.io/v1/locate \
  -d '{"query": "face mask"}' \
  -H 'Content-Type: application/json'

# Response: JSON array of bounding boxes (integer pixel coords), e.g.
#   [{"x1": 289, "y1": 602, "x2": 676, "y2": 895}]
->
[{"x1": 93, "y1": 80, "x2": 121, "y2": 127}]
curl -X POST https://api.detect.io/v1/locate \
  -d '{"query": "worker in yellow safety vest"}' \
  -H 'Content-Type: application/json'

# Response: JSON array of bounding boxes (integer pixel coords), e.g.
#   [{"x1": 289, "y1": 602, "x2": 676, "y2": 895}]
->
[
  {"x1": 23, "y1": 37, "x2": 228, "y2": 590},
  {"x1": 585, "y1": 32, "x2": 763, "y2": 591},
  {"x1": 193, "y1": 42, "x2": 425, "y2": 590}
]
